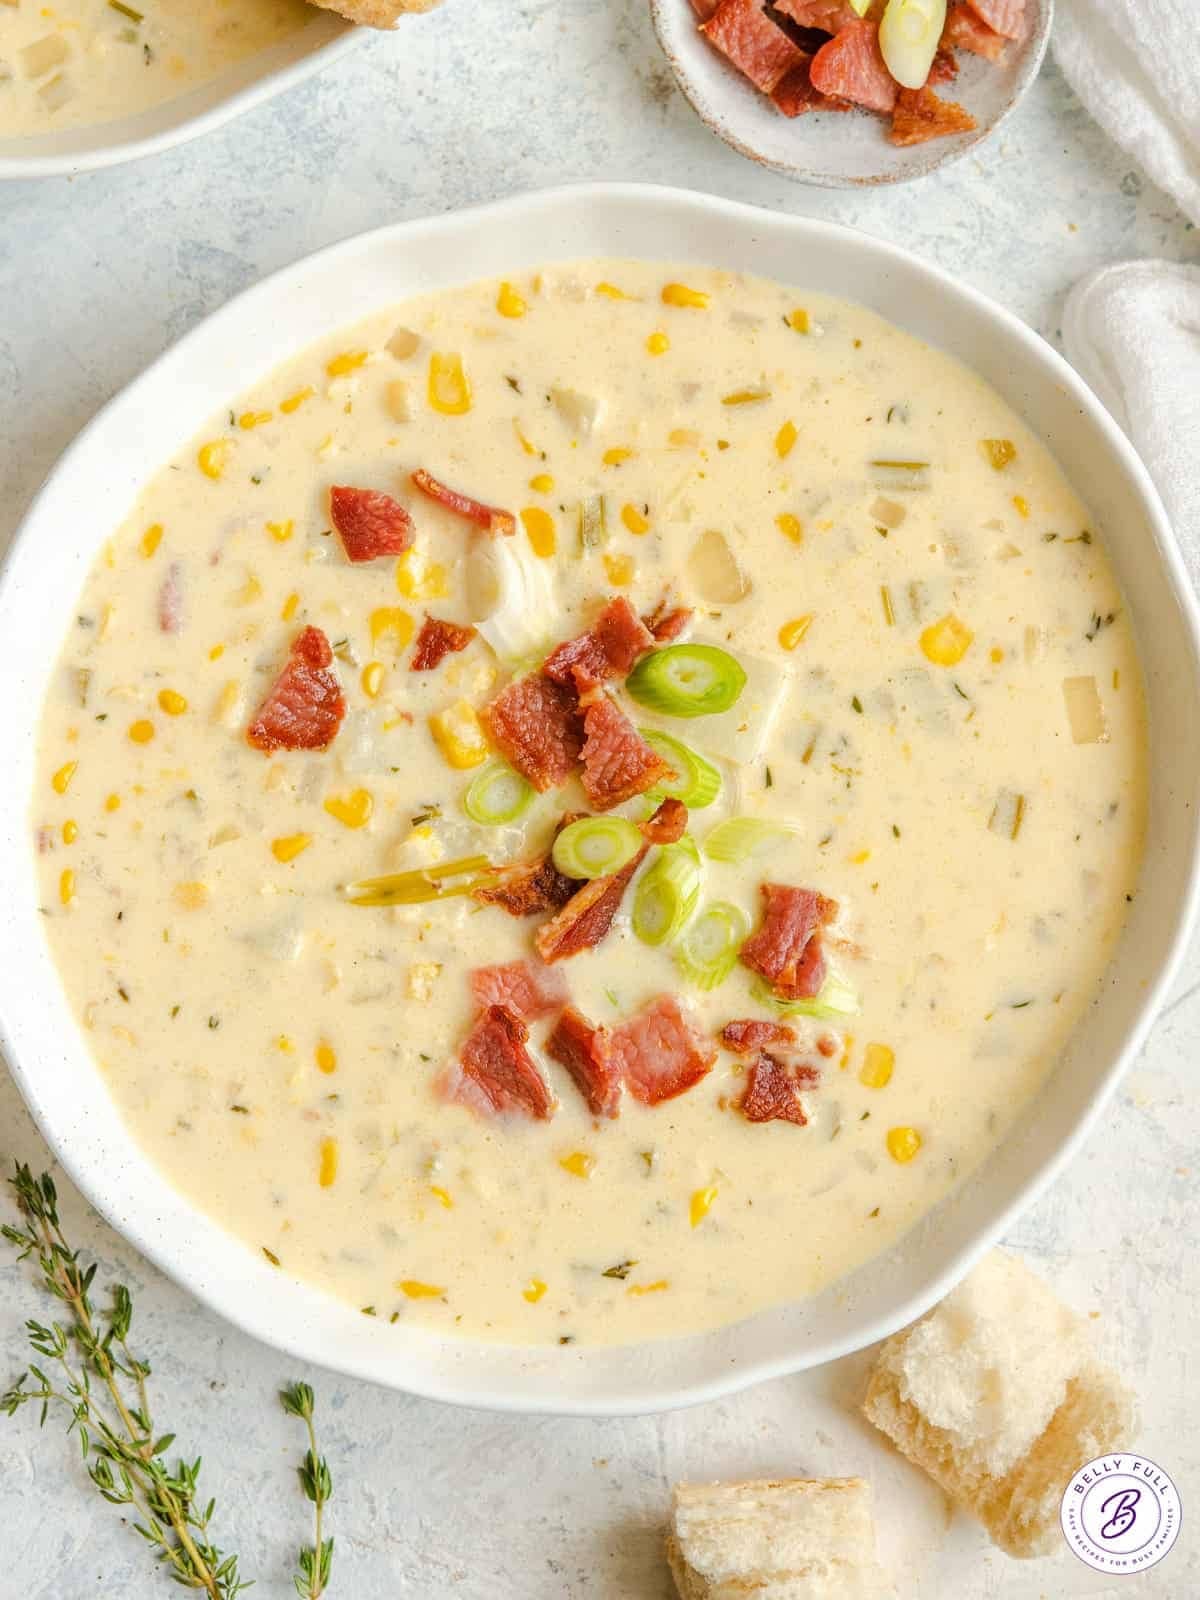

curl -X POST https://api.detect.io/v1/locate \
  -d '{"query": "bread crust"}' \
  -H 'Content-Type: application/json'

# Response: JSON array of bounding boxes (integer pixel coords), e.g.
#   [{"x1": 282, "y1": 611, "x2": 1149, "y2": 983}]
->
[{"x1": 307, "y1": 0, "x2": 441, "y2": 27}]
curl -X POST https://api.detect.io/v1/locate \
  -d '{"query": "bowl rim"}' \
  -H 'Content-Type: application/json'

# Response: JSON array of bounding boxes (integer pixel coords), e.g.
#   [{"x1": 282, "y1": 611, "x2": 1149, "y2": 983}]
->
[
  {"x1": 647, "y1": 0, "x2": 1055, "y2": 189},
  {"x1": 0, "y1": 16, "x2": 358, "y2": 181},
  {"x1": 2, "y1": 181, "x2": 1198, "y2": 1415}
]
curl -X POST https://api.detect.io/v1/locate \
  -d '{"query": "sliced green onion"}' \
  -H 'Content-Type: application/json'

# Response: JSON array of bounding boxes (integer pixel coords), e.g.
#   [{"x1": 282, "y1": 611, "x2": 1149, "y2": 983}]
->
[
  {"x1": 676, "y1": 901, "x2": 750, "y2": 990},
  {"x1": 578, "y1": 494, "x2": 609, "y2": 551},
  {"x1": 109, "y1": 0, "x2": 144, "y2": 20},
  {"x1": 640, "y1": 728, "x2": 722, "y2": 809},
  {"x1": 751, "y1": 974, "x2": 860, "y2": 1020},
  {"x1": 552, "y1": 816, "x2": 642, "y2": 880},
  {"x1": 463, "y1": 762, "x2": 534, "y2": 826},
  {"x1": 632, "y1": 837, "x2": 703, "y2": 947},
  {"x1": 879, "y1": 0, "x2": 947, "y2": 91},
  {"x1": 345, "y1": 856, "x2": 498, "y2": 907},
  {"x1": 703, "y1": 817, "x2": 798, "y2": 864},
  {"x1": 626, "y1": 644, "x2": 747, "y2": 719}
]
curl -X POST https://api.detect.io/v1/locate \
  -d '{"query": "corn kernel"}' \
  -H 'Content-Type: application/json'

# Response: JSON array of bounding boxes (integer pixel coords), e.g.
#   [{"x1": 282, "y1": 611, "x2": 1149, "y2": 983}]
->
[
  {"x1": 559, "y1": 1151, "x2": 595, "y2": 1179},
  {"x1": 521, "y1": 506, "x2": 557, "y2": 559},
  {"x1": 775, "y1": 420, "x2": 798, "y2": 459},
  {"x1": 982, "y1": 438, "x2": 1016, "y2": 470},
  {"x1": 887, "y1": 1125, "x2": 922, "y2": 1163},
  {"x1": 361, "y1": 661, "x2": 385, "y2": 698},
  {"x1": 280, "y1": 592, "x2": 300, "y2": 622},
  {"x1": 318, "y1": 1136, "x2": 339, "y2": 1188},
  {"x1": 661, "y1": 282, "x2": 709, "y2": 309},
  {"x1": 428, "y1": 351, "x2": 472, "y2": 415},
  {"x1": 238, "y1": 410, "x2": 272, "y2": 430},
  {"x1": 266, "y1": 519, "x2": 294, "y2": 542},
  {"x1": 279, "y1": 386, "x2": 314, "y2": 414},
  {"x1": 62, "y1": 819, "x2": 78, "y2": 844},
  {"x1": 690, "y1": 1185, "x2": 718, "y2": 1228},
  {"x1": 859, "y1": 1043, "x2": 895, "y2": 1088},
  {"x1": 173, "y1": 881, "x2": 209, "y2": 910},
  {"x1": 496, "y1": 281, "x2": 527, "y2": 319},
  {"x1": 603, "y1": 552, "x2": 634, "y2": 587},
  {"x1": 628, "y1": 1280, "x2": 669, "y2": 1296},
  {"x1": 595, "y1": 281, "x2": 632, "y2": 300},
  {"x1": 272, "y1": 833, "x2": 312, "y2": 863},
  {"x1": 59, "y1": 868, "x2": 75, "y2": 906},
  {"x1": 140, "y1": 523, "x2": 164, "y2": 558},
  {"x1": 276, "y1": 1034, "x2": 294, "y2": 1054},
  {"x1": 157, "y1": 689, "x2": 188, "y2": 716},
  {"x1": 514, "y1": 422, "x2": 537, "y2": 457},
  {"x1": 324, "y1": 789, "x2": 374, "y2": 830},
  {"x1": 646, "y1": 331, "x2": 670, "y2": 356},
  {"x1": 775, "y1": 513, "x2": 803, "y2": 545},
  {"x1": 850, "y1": 848, "x2": 871, "y2": 864},
  {"x1": 779, "y1": 614, "x2": 813, "y2": 651},
  {"x1": 371, "y1": 606, "x2": 415, "y2": 654},
  {"x1": 128, "y1": 719, "x2": 155, "y2": 744},
  {"x1": 395, "y1": 549, "x2": 449, "y2": 601},
  {"x1": 105, "y1": 793, "x2": 121, "y2": 813},
  {"x1": 788, "y1": 308, "x2": 810, "y2": 333},
  {"x1": 209, "y1": 644, "x2": 225, "y2": 660},
  {"x1": 51, "y1": 761, "x2": 77, "y2": 795},
  {"x1": 621, "y1": 503, "x2": 650, "y2": 536},
  {"x1": 529, "y1": 473, "x2": 555, "y2": 493},
  {"x1": 197, "y1": 440, "x2": 230, "y2": 480},
  {"x1": 920, "y1": 613, "x2": 974, "y2": 667},
  {"x1": 315, "y1": 1041, "x2": 337, "y2": 1075},
  {"x1": 429, "y1": 700, "x2": 489, "y2": 769},
  {"x1": 1012, "y1": 494, "x2": 1030, "y2": 518},
  {"x1": 327, "y1": 349, "x2": 368, "y2": 378},
  {"x1": 522, "y1": 1278, "x2": 548, "y2": 1303},
  {"x1": 430, "y1": 1185, "x2": 454, "y2": 1210},
  {"x1": 602, "y1": 447, "x2": 633, "y2": 466},
  {"x1": 397, "y1": 1279, "x2": 444, "y2": 1299},
  {"x1": 990, "y1": 646, "x2": 1004, "y2": 664},
  {"x1": 232, "y1": 572, "x2": 263, "y2": 607},
  {"x1": 722, "y1": 387, "x2": 770, "y2": 406}
]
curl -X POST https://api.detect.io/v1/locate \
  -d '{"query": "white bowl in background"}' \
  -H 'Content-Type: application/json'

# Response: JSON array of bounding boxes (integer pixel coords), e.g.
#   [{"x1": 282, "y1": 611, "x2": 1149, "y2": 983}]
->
[
  {"x1": 0, "y1": 12, "x2": 356, "y2": 181},
  {"x1": 1, "y1": 184, "x2": 1196, "y2": 1415},
  {"x1": 649, "y1": 0, "x2": 1053, "y2": 187}
]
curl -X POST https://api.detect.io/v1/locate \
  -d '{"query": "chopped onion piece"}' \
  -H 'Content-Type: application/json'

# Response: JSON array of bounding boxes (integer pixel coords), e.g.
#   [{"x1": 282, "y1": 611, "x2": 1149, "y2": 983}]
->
[
  {"x1": 578, "y1": 494, "x2": 609, "y2": 552},
  {"x1": 21, "y1": 35, "x2": 69, "y2": 77},
  {"x1": 870, "y1": 460, "x2": 931, "y2": 492},
  {"x1": 1063, "y1": 675, "x2": 1108, "y2": 744},
  {"x1": 988, "y1": 790, "x2": 1026, "y2": 841},
  {"x1": 879, "y1": 0, "x2": 948, "y2": 91}
]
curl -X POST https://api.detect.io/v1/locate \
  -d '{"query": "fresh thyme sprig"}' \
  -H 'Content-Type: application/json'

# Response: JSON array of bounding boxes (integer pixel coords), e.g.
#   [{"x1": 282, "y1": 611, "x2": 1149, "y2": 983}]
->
[{"x1": 280, "y1": 1382, "x2": 334, "y2": 1599}]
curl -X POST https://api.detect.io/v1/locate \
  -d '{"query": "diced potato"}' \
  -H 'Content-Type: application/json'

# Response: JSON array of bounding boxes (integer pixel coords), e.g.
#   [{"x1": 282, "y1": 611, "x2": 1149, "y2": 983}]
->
[
  {"x1": 21, "y1": 34, "x2": 69, "y2": 77},
  {"x1": 386, "y1": 325, "x2": 421, "y2": 360},
  {"x1": 407, "y1": 961, "x2": 442, "y2": 1002},
  {"x1": 688, "y1": 529, "x2": 751, "y2": 604},
  {"x1": 1063, "y1": 675, "x2": 1107, "y2": 744},
  {"x1": 550, "y1": 387, "x2": 603, "y2": 437}
]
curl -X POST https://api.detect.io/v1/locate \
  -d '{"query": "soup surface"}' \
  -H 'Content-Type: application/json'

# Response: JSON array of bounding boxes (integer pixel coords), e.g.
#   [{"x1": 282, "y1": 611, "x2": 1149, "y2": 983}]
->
[
  {"x1": 33, "y1": 261, "x2": 1147, "y2": 1346},
  {"x1": 0, "y1": 0, "x2": 316, "y2": 138}
]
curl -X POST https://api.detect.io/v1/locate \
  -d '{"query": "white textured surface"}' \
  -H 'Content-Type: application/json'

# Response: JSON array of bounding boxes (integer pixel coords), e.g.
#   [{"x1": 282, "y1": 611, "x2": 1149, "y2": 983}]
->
[{"x1": 0, "y1": 5, "x2": 1196, "y2": 1595}]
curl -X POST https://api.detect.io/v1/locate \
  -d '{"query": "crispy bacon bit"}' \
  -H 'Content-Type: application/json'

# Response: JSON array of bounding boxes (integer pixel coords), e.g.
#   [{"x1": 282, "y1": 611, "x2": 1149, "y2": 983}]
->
[
  {"x1": 448, "y1": 1005, "x2": 554, "y2": 1119},
  {"x1": 641, "y1": 797, "x2": 689, "y2": 846},
  {"x1": 470, "y1": 959, "x2": 568, "y2": 1020},
  {"x1": 810, "y1": 20, "x2": 897, "y2": 113},
  {"x1": 410, "y1": 614, "x2": 476, "y2": 672},
  {"x1": 329, "y1": 486, "x2": 415, "y2": 563},
  {"x1": 484, "y1": 674, "x2": 583, "y2": 792},
  {"x1": 964, "y1": 0, "x2": 1023, "y2": 39},
  {"x1": 775, "y1": 0, "x2": 881, "y2": 29},
  {"x1": 579, "y1": 695, "x2": 671, "y2": 812},
  {"x1": 890, "y1": 85, "x2": 977, "y2": 145},
  {"x1": 701, "y1": 0, "x2": 805, "y2": 95},
  {"x1": 926, "y1": 46, "x2": 958, "y2": 85},
  {"x1": 739, "y1": 883, "x2": 838, "y2": 1001},
  {"x1": 246, "y1": 626, "x2": 346, "y2": 753},
  {"x1": 720, "y1": 1018, "x2": 797, "y2": 1054},
  {"x1": 772, "y1": 56, "x2": 826, "y2": 118},
  {"x1": 543, "y1": 596, "x2": 655, "y2": 693},
  {"x1": 607, "y1": 996, "x2": 716, "y2": 1107},
  {"x1": 690, "y1": 0, "x2": 719, "y2": 17},
  {"x1": 473, "y1": 813, "x2": 582, "y2": 918},
  {"x1": 942, "y1": 1, "x2": 1006, "y2": 60},
  {"x1": 158, "y1": 562, "x2": 184, "y2": 635},
  {"x1": 816, "y1": 1031, "x2": 840, "y2": 1058},
  {"x1": 534, "y1": 845, "x2": 648, "y2": 964},
  {"x1": 546, "y1": 1006, "x2": 622, "y2": 1119},
  {"x1": 740, "y1": 1052, "x2": 820, "y2": 1125},
  {"x1": 410, "y1": 468, "x2": 516, "y2": 536},
  {"x1": 642, "y1": 596, "x2": 694, "y2": 644}
]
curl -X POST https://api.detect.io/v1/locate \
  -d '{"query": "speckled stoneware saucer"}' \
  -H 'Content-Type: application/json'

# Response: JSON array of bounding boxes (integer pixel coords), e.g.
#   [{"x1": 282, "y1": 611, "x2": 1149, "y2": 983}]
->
[{"x1": 649, "y1": 0, "x2": 1053, "y2": 187}]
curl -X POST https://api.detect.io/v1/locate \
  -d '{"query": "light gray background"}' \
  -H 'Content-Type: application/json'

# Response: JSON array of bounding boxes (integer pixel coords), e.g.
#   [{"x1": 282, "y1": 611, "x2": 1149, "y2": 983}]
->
[{"x1": 1, "y1": 4, "x2": 1197, "y2": 1596}]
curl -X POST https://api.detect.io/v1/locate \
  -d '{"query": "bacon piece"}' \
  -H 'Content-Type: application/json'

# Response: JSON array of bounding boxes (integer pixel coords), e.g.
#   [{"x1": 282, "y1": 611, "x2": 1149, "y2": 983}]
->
[
  {"x1": 740, "y1": 1052, "x2": 820, "y2": 1125},
  {"x1": 817, "y1": 1031, "x2": 840, "y2": 1058},
  {"x1": 810, "y1": 21, "x2": 897, "y2": 114},
  {"x1": 720, "y1": 1018, "x2": 797, "y2": 1054},
  {"x1": 535, "y1": 845, "x2": 649, "y2": 964},
  {"x1": 641, "y1": 797, "x2": 688, "y2": 846},
  {"x1": 329, "y1": 486, "x2": 415, "y2": 563},
  {"x1": 470, "y1": 959, "x2": 568, "y2": 1020},
  {"x1": 579, "y1": 696, "x2": 671, "y2": 812},
  {"x1": 964, "y1": 0, "x2": 1023, "y2": 38},
  {"x1": 484, "y1": 673, "x2": 583, "y2": 792},
  {"x1": 642, "y1": 596, "x2": 694, "y2": 644},
  {"x1": 246, "y1": 626, "x2": 346, "y2": 753},
  {"x1": 774, "y1": 0, "x2": 881, "y2": 28},
  {"x1": 772, "y1": 56, "x2": 823, "y2": 117},
  {"x1": 410, "y1": 614, "x2": 476, "y2": 672},
  {"x1": 890, "y1": 85, "x2": 976, "y2": 145},
  {"x1": 701, "y1": 0, "x2": 805, "y2": 94},
  {"x1": 410, "y1": 468, "x2": 515, "y2": 536},
  {"x1": 473, "y1": 814, "x2": 583, "y2": 918},
  {"x1": 543, "y1": 597, "x2": 655, "y2": 693},
  {"x1": 158, "y1": 562, "x2": 184, "y2": 635},
  {"x1": 447, "y1": 1005, "x2": 554, "y2": 1119},
  {"x1": 739, "y1": 884, "x2": 838, "y2": 1001},
  {"x1": 607, "y1": 996, "x2": 716, "y2": 1107},
  {"x1": 942, "y1": 1, "x2": 1006, "y2": 60},
  {"x1": 691, "y1": 0, "x2": 719, "y2": 16},
  {"x1": 926, "y1": 46, "x2": 958, "y2": 85},
  {"x1": 546, "y1": 1006, "x2": 622, "y2": 1119}
]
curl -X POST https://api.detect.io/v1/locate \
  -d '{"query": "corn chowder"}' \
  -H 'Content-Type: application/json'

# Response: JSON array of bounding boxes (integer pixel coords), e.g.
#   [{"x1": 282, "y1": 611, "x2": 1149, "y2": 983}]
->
[
  {"x1": 33, "y1": 262, "x2": 1146, "y2": 1346},
  {"x1": 0, "y1": 0, "x2": 315, "y2": 137}
]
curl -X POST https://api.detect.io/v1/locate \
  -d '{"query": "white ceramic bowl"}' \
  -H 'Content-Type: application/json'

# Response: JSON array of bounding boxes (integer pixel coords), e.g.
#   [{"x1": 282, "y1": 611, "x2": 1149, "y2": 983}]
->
[
  {"x1": 0, "y1": 13, "x2": 355, "y2": 181},
  {"x1": 1, "y1": 184, "x2": 1197, "y2": 1415},
  {"x1": 649, "y1": 0, "x2": 1053, "y2": 187}
]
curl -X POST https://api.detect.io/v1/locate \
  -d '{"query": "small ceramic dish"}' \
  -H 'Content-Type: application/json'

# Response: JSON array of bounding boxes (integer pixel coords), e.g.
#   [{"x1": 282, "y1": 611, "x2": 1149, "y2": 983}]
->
[
  {"x1": 649, "y1": 0, "x2": 1053, "y2": 186},
  {"x1": 0, "y1": 11, "x2": 355, "y2": 181}
]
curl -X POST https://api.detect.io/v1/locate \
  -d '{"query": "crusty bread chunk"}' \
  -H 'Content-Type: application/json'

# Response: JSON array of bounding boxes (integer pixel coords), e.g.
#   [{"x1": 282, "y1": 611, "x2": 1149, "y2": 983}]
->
[
  {"x1": 862, "y1": 1249, "x2": 1136, "y2": 1558},
  {"x1": 307, "y1": 0, "x2": 441, "y2": 28},
  {"x1": 667, "y1": 1477, "x2": 890, "y2": 1599}
]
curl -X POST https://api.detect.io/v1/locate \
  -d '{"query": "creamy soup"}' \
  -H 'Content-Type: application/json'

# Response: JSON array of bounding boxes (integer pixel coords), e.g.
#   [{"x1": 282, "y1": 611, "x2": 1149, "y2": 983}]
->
[
  {"x1": 0, "y1": 0, "x2": 315, "y2": 138},
  {"x1": 33, "y1": 261, "x2": 1146, "y2": 1346}
]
